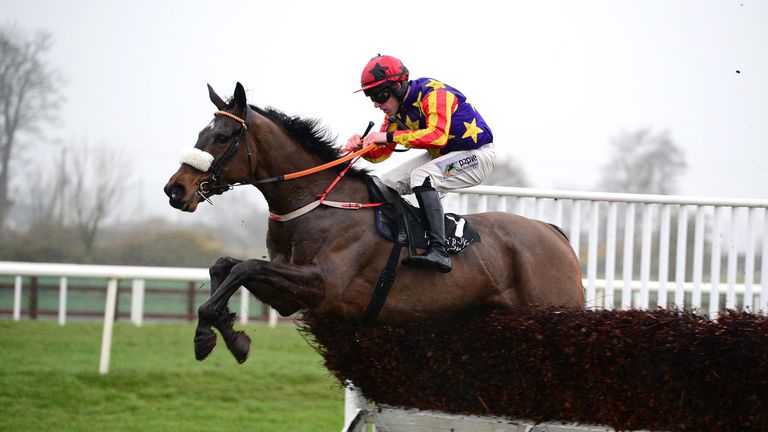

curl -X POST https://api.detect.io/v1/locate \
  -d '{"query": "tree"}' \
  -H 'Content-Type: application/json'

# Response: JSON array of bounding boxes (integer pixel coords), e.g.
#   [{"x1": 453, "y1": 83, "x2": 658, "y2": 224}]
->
[
  {"x1": 598, "y1": 129, "x2": 686, "y2": 194},
  {"x1": 483, "y1": 155, "x2": 529, "y2": 187},
  {"x1": 0, "y1": 24, "x2": 61, "y2": 229}
]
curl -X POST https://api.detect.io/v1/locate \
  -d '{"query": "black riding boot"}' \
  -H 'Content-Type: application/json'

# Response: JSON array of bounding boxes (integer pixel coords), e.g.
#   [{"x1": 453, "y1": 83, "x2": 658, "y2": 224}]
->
[{"x1": 403, "y1": 179, "x2": 452, "y2": 273}]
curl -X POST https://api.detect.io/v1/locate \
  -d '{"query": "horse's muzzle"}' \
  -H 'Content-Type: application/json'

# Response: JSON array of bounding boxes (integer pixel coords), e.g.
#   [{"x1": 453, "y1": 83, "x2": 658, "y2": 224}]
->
[{"x1": 164, "y1": 182, "x2": 194, "y2": 211}]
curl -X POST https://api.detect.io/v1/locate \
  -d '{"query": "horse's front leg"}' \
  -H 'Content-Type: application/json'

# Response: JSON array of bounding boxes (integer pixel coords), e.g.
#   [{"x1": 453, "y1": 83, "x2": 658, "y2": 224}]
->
[
  {"x1": 194, "y1": 256, "x2": 246, "y2": 362},
  {"x1": 195, "y1": 258, "x2": 324, "y2": 363}
]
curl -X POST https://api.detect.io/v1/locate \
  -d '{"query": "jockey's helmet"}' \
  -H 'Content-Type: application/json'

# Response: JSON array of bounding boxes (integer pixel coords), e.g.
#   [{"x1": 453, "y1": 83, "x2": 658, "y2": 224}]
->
[{"x1": 355, "y1": 55, "x2": 409, "y2": 101}]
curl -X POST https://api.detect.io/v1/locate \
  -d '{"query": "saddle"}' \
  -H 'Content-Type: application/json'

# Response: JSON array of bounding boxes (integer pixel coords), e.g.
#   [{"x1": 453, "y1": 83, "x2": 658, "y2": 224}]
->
[
  {"x1": 359, "y1": 176, "x2": 480, "y2": 325},
  {"x1": 365, "y1": 176, "x2": 481, "y2": 254}
]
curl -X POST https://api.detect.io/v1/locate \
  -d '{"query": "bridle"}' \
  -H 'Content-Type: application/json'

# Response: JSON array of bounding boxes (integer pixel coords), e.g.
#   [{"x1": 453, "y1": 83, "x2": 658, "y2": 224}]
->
[
  {"x1": 196, "y1": 110, "x2": 255, "y2": 201},
  {"x1": 187, "y1": 111, "x2": 381, "y2": 219}
]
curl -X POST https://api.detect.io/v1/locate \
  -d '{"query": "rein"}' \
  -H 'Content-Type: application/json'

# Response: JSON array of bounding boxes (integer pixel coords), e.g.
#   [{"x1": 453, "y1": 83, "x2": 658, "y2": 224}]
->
[{"x1": 191, "y1": 112, "x2": 383, "y2": 220}]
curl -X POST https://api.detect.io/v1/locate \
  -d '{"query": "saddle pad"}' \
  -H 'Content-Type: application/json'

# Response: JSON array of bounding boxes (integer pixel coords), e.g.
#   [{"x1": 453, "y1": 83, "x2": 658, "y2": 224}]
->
[{"x1": 374, "y1": 208, "x2": 480, "y2": 254}]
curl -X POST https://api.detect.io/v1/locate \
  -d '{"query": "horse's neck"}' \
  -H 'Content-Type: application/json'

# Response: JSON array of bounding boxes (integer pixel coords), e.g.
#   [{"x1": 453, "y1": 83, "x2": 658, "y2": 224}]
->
[{"x1": 252, "y1": 125, "x2": 369, "y2": 214}]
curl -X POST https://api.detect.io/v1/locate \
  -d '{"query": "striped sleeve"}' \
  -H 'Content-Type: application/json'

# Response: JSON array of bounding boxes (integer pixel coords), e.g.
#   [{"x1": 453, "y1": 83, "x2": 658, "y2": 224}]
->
[
  {"x1": 391, "y1": 89, "x2": 458, "y2": 149},
  {"x1": 362, "y1": 115, "x2": 397, "y2": 163}
]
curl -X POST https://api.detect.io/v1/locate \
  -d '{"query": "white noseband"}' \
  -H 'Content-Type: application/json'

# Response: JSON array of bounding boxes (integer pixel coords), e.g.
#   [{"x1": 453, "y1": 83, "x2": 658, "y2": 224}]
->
[{"x1": 180, "y1": 148, "x2": 214, "y2": 172}]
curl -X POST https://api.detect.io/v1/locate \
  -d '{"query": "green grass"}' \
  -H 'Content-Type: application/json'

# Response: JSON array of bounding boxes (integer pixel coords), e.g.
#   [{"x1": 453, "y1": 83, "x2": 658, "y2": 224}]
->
[{"x1": 0, "y1": 320, "x2": 345, "y2": 431}]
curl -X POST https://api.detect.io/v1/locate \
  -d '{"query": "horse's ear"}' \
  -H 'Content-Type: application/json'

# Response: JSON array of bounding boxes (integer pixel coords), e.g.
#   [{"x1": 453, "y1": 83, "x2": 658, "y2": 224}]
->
[
  {"x1": 208, "y1": 84, "x2": 226, "y2": 110},
  {"x1": 233, "y1": 82, "x2": 247, "y2": 113}
]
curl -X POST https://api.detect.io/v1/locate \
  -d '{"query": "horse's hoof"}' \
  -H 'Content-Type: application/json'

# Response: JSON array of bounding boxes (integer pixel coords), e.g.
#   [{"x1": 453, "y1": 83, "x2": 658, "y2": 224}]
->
[
  {"x1": 194, "y1": 332, "x2": 217, "y2": 361},
  {"x1": 226, "y1": 331, "x2": 251, "y2": 364}
]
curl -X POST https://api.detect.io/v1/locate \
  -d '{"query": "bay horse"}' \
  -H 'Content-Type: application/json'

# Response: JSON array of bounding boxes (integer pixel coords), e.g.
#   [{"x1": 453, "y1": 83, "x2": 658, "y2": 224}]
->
[{"x1": 164, "y1": 82, "x2": 584, "y2": 363}]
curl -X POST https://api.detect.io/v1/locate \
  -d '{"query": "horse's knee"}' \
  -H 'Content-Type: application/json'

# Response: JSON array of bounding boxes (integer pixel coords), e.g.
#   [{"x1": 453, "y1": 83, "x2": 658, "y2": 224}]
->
[{"x1": 210, "y1": 256, "x2": 241, "y2": 277}]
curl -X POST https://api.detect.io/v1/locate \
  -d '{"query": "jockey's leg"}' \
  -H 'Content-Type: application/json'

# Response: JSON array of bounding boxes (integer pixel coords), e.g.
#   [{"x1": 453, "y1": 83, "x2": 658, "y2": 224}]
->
[{"x1": 402, "y1": 177, "x2": 452, "y2": 273}]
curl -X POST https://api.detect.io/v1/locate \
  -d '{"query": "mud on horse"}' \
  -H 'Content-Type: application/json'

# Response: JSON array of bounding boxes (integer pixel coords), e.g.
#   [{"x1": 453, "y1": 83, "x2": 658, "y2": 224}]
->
[{"x1": 164, "y1": 83, "x2": 584, "y2": 363}]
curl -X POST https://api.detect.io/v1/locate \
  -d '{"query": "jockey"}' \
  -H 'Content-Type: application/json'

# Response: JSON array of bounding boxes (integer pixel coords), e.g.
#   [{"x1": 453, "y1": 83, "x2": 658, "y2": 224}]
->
[{"x1": 344, "y1": 54, "x2": 496, "y2": 273}]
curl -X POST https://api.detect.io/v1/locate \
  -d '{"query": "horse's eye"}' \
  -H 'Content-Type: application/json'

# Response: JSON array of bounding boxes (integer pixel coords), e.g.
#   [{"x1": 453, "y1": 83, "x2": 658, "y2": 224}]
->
[{"x1": 214, "y1": 133, "x2": 229, "y2": 143}]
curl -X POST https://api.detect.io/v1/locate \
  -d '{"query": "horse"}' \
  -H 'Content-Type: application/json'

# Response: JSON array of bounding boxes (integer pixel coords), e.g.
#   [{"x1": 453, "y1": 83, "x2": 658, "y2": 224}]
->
[{"x1": 164, "y1": 82, "x2": 584, "y2": 363}]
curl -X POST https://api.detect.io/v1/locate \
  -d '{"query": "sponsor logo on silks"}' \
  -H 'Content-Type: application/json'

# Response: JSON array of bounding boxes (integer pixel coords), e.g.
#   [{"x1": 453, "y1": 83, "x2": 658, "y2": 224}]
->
[{"x1": 438, "y1": 154, "x2": 480, "y2": 178}]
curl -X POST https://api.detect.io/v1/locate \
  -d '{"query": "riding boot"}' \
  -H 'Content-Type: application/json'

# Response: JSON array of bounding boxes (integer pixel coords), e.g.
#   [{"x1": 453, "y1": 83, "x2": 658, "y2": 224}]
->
[{"x1": 403, "y1": 178, "x2": 452, "y2": 273}]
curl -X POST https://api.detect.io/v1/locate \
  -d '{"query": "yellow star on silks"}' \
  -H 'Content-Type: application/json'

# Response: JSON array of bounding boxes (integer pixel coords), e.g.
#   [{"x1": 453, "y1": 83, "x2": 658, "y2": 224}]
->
[
  {"x1": 404, "y1": 115, "x2": 420, "y2": 130},
  {"x1": 462, "y1": 118, "x2": 484, "y2": 143},
  {"x1": 425, "y1": 79, "x2": 446, "y2": 90},
  {"x1": 412, "y1": 91, "x2": 423, "y2": 110}
]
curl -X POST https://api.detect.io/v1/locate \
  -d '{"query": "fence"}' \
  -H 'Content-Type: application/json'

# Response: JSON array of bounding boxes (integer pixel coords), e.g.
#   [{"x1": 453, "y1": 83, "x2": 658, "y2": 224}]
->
[
  {"x1": 0, "y1": 262, "x2": 279, "y2": 374},
  {"x1": 445, "y1": 185, "x2": 768, "y2": 318}
]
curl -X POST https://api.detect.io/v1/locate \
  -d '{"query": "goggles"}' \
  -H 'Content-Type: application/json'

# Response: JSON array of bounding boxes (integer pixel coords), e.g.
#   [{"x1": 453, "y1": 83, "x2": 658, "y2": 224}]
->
[{"x1": 367, "y1": 87, "x2": 392, "y2": 104}]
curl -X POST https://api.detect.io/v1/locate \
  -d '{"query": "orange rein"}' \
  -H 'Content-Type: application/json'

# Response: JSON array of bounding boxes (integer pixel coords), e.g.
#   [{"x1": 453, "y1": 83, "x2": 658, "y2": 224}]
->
[{"x1": 214, "y1": 111, "x2": 376, "y2": 184}]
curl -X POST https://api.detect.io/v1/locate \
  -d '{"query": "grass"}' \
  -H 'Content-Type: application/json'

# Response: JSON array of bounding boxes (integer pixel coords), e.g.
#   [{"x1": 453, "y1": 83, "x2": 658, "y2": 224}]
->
[{"x1": 0, "y1": 320, "x2": 345, "y2": 431}]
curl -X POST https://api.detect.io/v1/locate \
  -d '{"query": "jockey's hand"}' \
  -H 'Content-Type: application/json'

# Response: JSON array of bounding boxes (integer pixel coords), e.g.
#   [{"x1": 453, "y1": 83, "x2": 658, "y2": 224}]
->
[
  {"x1": 341, "y1": 134, "x2": 363, "y2": 152},
  {"x1": 362, "y1": 132, "x2": 388, "y2": 148}
]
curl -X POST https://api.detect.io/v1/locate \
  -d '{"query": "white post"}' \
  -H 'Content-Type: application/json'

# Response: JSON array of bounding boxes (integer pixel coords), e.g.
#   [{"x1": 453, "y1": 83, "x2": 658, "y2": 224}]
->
[
  {"x1": 674, "y1": 205, "x2": 688, "y2": 309},
  {"x1": 268, "y1": 307, "x2": 279, "y2": 328},
  {"x1": 639, "y1": 204, "x2": 653, "y2": 309},
  {"x1": 58, "y1": 277, "x2": 68, "y2": 326},
  {"x1": 743, "y1": 208, "x2": 759, "y2": 311},
  {"x1": 99, "y1": 278, "x2": 119, "y2": 375},
  {"x1": 130, "y1": 279, "x2": 145, "y2": 327},
  {"x1": 535, "y1": 197, "x2": 546, "y2": 221},
  {"x1": 726, "y1": 207, "x2": 738, "y2": 310},
  {"x1": 586, "y1": 201, "x2": 600, "y2": 308},
  {"x1": 240, "y1": 287, "x2": 249, "y2": 324},
  {"x1": 622, "y1": 203, "x2": 636, "y2": 310},
  {"x1": 692, "y1": 207, "x2": 706, "y2": 309},
  {"x1": 570, "y1": 200, "x2": 582, "y2": 258},
  {"x1": 604, "y1": 202, "x2": 618, "y2": 310},
  {"x1": 516, "y1": 196, "x2": 528, "y2": 216},
  {"x1": 761, "y1": 215, "x2": 768, "y2": 313},
  {"x1": 343, "y1": 384, "x2": 368, "y2": 432},
  {"x1": 13, "y1": 275, "x2": 22, "y2": 321},
  {"x1": 657, "y1": 205, "x2": 671, "y2": 308},
  {"x1": 709, "y1": 207, "x2": 723, "y2": 318},
  {"x1": 554, "y1": 199, "x2": 563, "y2": 227}
]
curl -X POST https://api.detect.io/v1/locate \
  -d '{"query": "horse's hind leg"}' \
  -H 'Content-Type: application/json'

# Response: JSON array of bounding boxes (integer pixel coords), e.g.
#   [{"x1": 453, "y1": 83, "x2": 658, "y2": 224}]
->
[{"x1": 194, "y1": 257, "x2": 251, "y2": 363}]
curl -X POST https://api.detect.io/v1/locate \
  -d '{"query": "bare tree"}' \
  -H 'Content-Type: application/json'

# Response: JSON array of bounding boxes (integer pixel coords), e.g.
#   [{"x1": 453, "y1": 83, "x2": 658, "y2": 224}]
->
[
  {"x1": 69, "y1": 142, "x2": 131, "y2": 256},
  {"x1": 598, "y1": 129, "x2": 686, "y2": 194},
  {"x1": 0, "y1": 24, "x2": 61, "y2": 228}
]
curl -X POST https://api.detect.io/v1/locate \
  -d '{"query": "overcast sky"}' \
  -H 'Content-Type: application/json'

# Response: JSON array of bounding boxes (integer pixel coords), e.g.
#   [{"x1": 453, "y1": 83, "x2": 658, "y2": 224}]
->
[{"x1": 4, "y1": 0, "x2": 767, "y2": 220}]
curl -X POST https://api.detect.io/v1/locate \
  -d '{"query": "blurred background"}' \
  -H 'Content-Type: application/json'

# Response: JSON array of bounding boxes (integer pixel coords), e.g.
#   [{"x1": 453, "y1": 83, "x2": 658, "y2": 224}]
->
[{"x1": 1, "y1": 0, "x2": 766, "y2": 267}]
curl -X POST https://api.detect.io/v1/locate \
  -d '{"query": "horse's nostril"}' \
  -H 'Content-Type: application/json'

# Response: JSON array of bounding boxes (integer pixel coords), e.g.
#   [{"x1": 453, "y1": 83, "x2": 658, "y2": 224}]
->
[{"x1": 165, "y1": 183, "x2": 186, "y2": 202}]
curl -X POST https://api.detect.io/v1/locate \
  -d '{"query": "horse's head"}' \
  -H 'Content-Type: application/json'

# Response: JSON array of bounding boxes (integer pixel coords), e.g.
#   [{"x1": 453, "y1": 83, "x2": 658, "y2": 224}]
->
[{"x1": 164, "y1": 82, "x2": 255, "y2": 212}]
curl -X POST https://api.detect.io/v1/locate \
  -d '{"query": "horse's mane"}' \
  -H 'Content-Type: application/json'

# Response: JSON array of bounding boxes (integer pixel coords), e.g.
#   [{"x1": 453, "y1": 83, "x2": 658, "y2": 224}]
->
[{"x1": 250, "y1": 104, "x2": 370, "y2": 180}]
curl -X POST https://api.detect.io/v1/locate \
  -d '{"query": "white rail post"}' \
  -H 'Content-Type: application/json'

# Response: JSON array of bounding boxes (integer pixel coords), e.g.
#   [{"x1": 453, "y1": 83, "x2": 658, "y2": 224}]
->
[
  {"x1": 13, "y1": 275, "x2": 22, "y2": 321},
  {"x1": 58, "y1": 277, "x2": 68, "y2": 326},
  {"x1": 268, "y1": 307, "x2": 279, "y2": 328},
  {"x1": 709, "y1": 207, "x2": 723, "y2": 318},
  {"x1": 99, "y1": 278, "x2": 119, "y2": 375},
  {"x1": 692, "y1": 207, "x2": 706, "y2": 309},
  {"x1": 743, "y1": 207, "x2": 759, "y2": 311},
  {"x1": 586, "y1": 201, "x2": 600, "y2": 308},
  {"x1": 570, "y1": 200, "x2": 582, "y2": 258},
  {"x1": 726, "y1": 207, "x2": 738, "y2": 310},
  {"x1": 761, "y1": 214, "x2": 768, "y2": 313},
  {"x1": 657, "y1": 205, "x2": 671, "y2": 309},
  {"x1": 130, "y1": 279, "x2": 145, "y2": 327},
  {"x1": 621, "y1": 203, "x2": 636, "y2": 310},
  {"x1": 639, "y1": 204, "x2": 654, "y2": 309},
  {"x1": 240, "y1": 287, "x2": 249, "y2": 324},
  {"x1": 604, "y1": 202, "x2": 618, "y2": 310},
  {"x1": 674, "y1": 205, "x2": 689, "y2": 309}
]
